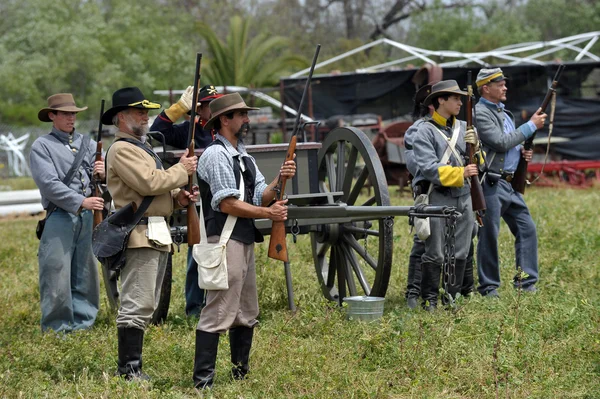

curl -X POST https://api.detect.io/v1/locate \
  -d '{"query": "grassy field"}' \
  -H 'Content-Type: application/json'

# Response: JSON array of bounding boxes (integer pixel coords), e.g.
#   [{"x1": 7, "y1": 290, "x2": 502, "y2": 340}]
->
[{"x1": 0, "y1": 187, "x2": 599, "y2": 398}]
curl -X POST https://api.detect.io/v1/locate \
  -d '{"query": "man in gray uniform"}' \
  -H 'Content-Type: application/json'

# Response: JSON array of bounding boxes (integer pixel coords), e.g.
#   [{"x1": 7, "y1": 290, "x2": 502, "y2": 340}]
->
[
  {"x1": 30, "y1": 93, "x2": 104, "y2": 333},
  {"x1": 475, "y1": 68, "x2": 546, "y2": 297},
  {"x1": 412, "y1": 80, "x2": 480, "y2": 310}
]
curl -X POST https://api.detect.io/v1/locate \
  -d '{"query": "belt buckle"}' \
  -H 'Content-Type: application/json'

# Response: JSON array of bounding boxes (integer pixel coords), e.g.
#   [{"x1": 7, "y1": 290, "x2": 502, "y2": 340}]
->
[{"x1": 505, "y1": 174, "x2": 513, "y2": 182}]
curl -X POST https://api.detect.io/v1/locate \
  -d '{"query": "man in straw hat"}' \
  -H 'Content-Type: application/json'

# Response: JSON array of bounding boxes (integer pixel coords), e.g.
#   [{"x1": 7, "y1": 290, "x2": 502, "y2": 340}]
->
[
  {"x1": 192, "y1": 93, "x2": 296, "y2": 389},
  {"x1": 30, "y1": 93, "x2": 104, "y2": 333},
  {"x1": 151, "y1": 84, "x2": 223, "y2": 318},
  {"x1": 102, "y1": 86, "x2": 198, "y2": 380},
  {"x1": 412, "y1": 80, "x2": 480, "y2": 311},
  {"x1": 475, "y1": 68, "x2": 546, "y2": 298}
]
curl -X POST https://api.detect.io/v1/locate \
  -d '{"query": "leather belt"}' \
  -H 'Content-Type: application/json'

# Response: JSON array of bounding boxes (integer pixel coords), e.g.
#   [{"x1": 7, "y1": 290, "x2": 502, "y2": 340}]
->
[{"x1": 501, "y1": 172, "x2": 514, "y2": 182}]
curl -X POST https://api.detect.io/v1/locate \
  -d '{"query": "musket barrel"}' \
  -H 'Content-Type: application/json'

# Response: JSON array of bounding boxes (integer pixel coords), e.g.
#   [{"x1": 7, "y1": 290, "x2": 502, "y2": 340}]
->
[{"x1": 287, "y1": 205, "x2": 454, "y2": 219}]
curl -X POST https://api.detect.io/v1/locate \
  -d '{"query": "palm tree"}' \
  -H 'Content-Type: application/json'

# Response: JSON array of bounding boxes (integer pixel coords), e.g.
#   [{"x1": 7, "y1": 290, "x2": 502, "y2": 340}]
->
[{"x1": 196, "y1": 15, "x2": 307, "y2": 87}]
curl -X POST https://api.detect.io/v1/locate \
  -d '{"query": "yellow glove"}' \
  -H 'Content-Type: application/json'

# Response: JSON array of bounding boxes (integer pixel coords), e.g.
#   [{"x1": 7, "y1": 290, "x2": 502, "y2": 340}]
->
[
  {"x1": 464, "y1": 127, "x2": 480, "y2": 153},
  {"x1": 164, "y1": 86, "x2": 194, "y2": 121}
]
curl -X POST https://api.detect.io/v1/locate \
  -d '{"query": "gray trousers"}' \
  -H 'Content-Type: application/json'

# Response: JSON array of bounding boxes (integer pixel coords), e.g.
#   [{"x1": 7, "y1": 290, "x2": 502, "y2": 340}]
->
[
  {"x1": 116, "y1": 248, "x2": 168, "y2": 330},
  {"x1": 197, "y1": 238, "x2": 259, "y2": 334},
  {"x1": 477, "y1": 179, "x2": 538, "y2": 294},
  {"x1": 423, "y1": 190, "x2": 474, "y2": 264},
  {"x1": 38, "y1": 208, "x2": 99, "y2": 333}
]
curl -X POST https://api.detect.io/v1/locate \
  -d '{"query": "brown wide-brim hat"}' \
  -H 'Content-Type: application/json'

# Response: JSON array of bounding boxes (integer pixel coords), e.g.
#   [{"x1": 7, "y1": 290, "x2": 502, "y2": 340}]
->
[
  {"x1": 101, "y1": 86, "x2": 161, "y2": 125},
  {"x1": 423, "y1": 80, "x2": 468, "y2": 105},
  {"x1": 38, "y1": 93, "x2": 88, "y2": 122},
  {"x1": 204, "y1": 92, "x2": 259, "y2": 130}
]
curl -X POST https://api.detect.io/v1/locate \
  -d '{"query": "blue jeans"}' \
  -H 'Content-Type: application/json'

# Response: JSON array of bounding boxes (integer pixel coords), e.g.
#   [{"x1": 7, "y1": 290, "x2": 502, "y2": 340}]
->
[
  {"x1": 477, "y1": 179, "x2": 538, "y2": 294},
  {"x1": 185, "y1": 246, "x2": 205, "y2": 317},
  {"x1": 38, "y1": 209, "x2": 99, "y2": 332}
]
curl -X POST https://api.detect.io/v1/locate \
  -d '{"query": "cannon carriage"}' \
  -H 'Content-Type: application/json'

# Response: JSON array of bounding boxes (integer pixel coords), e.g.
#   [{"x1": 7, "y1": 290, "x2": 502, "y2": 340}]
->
[{"x1": 101, "y1": 126, "x2": 456, "y2": 322}]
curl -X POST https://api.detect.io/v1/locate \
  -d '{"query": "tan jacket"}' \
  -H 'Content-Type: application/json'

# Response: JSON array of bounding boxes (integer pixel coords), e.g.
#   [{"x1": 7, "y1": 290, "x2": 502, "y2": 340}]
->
[{"x1": 106, "y1": 131, "x2": 188, "y2": 251}]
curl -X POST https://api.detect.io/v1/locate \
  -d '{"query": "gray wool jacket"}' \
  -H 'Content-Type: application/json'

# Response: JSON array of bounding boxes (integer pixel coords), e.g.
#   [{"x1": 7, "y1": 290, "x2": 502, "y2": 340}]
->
[
  {"x1": 29, "y1": 127, "x2": 98, "y2": 214},
  {"x1": 413, "y1": 115, "x2": 470, "y2": 198},
  {"x1": 475, "y1": 100, "x2": 534, "y2": 174}
]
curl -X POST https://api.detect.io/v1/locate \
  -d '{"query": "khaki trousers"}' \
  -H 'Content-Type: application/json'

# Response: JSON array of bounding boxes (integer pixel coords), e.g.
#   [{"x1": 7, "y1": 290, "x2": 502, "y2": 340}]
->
[
  {"x1": 116, "y1": 247, "x2": 168, "y2": 330},
  {"x1": 197, "y1": 238, "x2": 258, "y2": 334}
]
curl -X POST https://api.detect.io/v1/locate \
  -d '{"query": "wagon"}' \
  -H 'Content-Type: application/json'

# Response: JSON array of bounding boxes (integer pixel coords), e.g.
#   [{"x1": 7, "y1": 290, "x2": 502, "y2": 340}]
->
[{"x1": 101, "y1": 126, "x2": 456, "y2": 323}]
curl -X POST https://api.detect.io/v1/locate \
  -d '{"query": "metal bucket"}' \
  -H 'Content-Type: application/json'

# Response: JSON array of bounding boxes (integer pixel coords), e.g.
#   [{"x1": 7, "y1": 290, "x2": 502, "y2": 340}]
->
[{"x1": 343, "y1": 296, "x2": 385, "y2": 322}]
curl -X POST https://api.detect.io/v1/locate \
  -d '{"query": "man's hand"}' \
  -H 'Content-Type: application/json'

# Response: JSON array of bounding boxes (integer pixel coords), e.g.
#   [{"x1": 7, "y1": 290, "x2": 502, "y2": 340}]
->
[
  {"x1": 521, "y1": 148, "x2": 533, "y2": 162},
  {"x1": 176, "y1": 185, "x2": 199, "y2": 207},
  {"x1": 464, "y1": 127, "x2": 480, "y2": 153},
  {"x1": 530, "y1": 107, "x2": 547, "y2": 130},
  {"x1": 177, "y1": 86, "x2": 195, "y2": 113},
  {"x1": 82, "y1": 197, "x2": 104, "y2": 211},
  {"x1": 463, "y1": 164, "x2": 479, "y2": 178},
  {"x1": 179, "y1": 148, "x2": 198, "y2": 176},
  {"x1": 279, "y1": 158, "x2": 296, "y2": 179},
  {"x1": 268, "y1": 199, "x2": 288, "y2": 222},
  {"x1": 93, "y1": 159, "x2": 105, "y2": 181}
]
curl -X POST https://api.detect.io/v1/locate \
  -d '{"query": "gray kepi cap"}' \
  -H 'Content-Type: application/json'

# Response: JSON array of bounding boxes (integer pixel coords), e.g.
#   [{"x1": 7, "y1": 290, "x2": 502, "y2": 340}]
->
[
  {"x1": 476, "y1": 67, "x2": 509, "y2": 88},
  {"x1": 423, "y1": 80, "x2": 468, "y2": 105}
]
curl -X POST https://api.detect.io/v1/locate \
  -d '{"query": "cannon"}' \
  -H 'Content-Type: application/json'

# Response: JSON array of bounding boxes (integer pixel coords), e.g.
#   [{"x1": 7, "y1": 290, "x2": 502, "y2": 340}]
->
[{"x1": 101, "y1": 126, "x2": 457, "y2": 321}]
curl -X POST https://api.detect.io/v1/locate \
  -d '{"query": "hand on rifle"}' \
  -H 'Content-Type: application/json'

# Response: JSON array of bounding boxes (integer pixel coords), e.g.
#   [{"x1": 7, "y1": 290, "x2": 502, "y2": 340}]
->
[
  {"x1": 530, "y1": 108, "x2": 547, "y2": 130},
  {"x1": 179, "y1": 148, "x2": 198, "y2": 175},
  {"x1": 521, "y1": 148, "x2": 533, "y2": 162},
  {"x1": 463, "y1": 164, "x2": 479, "y2": 178},
  {"x1": 268, "y1": 199, "x2": 288, "y2": 222},
  {"x1": 93, "y1": 159, "x2": 105, "y2": 181},
  {"x1": 279, "y1": 157, "x2": 297, "y2": 179},
  {"x1": 176, "y1": 185, "x2": 199, "y2": 207},
  {"x1": 464, "y1": 127, "x2": 480, "y2": 153},
  {"x1": 82, "y1": 196, "x2": 104, "y2": 211},
  {"x1": 178, "y1": 86, "x2": 195, "y2": 113}
]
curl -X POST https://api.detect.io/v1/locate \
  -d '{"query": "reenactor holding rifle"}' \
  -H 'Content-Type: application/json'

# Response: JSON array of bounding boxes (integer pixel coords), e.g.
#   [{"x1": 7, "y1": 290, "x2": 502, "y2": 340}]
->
[
  {"x1": 475, "y1": 68, "x2": 547, "y2": 297},
  {"x1": 412, "y1": 80, "x2": 480, "y2": 310}
]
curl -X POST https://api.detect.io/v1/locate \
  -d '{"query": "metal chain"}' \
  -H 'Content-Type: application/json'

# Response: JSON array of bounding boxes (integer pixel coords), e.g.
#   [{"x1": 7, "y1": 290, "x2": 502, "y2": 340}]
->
[{"x1": 442, "y1": 211, "x2": 457, "y2": 304}]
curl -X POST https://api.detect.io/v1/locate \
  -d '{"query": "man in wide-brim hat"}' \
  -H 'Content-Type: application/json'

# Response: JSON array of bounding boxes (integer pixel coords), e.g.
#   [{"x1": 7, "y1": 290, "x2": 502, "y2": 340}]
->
[
  {"x1": 474, "y1": 67, "x2": 546, "y2": 298},
  {"x1": 411, "y1": 79, "x2": 481, "y2": 311},
  {"x1": 30, "y1": 93, "x2": 105, "y2": 333},
  {"x1": 102, "y1": 86, "x2": 199, "y2": 381},
  {"x1": 191, "y1": 92, "x2": 297, "y2": 389}
]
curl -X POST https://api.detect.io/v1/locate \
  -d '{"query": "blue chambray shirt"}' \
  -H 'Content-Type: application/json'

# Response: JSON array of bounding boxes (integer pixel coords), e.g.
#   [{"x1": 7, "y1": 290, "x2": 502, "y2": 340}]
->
[
  {"x1": 197, "y1": 134, "x2": 268, "y2": 211},
  {"x1": 479, "y1": 97, "x2": 537, "y2": 173}
]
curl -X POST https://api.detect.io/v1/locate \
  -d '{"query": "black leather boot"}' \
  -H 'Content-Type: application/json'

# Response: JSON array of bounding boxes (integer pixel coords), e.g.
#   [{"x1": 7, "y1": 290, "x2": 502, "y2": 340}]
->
[
  {"x1": 229, "y1": 326, "x2": 253, "y2": 380},
  {"x1": 116, "y1": 327, "x2": 150, "y2": 381},
  {"x1": 444, "y1": 259, "x2": 467, "y2": 305},
  {"x1": 461, "y1": 248, "x2": 474, "y2": 297},
  {"x1": 420, "y1": 261, "x2": 441, "y2": 311},
  {"x1": 405, "y1": 251, "x2": 422, "y2": 309},
  {"x1": 193, "y1": 330, "x2": 220, "y2": 389}
]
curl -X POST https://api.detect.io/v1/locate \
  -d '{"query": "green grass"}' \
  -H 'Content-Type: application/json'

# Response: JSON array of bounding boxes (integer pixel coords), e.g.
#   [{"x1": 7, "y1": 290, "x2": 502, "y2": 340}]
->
[
  {"x1": 0, "y1": 176, "x2": 37, "y2": 191},
  {"x1": 0, "y1": 187, "x2": 599, "y2": 398}
]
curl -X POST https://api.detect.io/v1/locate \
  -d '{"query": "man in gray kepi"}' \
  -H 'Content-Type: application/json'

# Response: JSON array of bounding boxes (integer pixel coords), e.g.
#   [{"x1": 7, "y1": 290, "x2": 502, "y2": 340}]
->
[{"x1": 475, "y1": 68, "x2": 546, "y2": 297}]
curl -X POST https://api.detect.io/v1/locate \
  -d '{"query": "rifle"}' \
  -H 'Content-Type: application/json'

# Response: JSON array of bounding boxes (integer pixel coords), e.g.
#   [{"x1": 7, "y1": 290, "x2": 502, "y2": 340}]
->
[
  {"x1": 186, "y1": 53, "x2": 202, "y2": 246},
  {"x1": 268, "y1": 44, "x2": 321, "y2": 262},
  {"x1": 93, "y1": 99, "x2": 105, "y2": 228},
  {"x1": 466, "y1": 71, "x2": 486, "y2": 226},
  {"x1": 512, "y1": 64, "x2": 565, "y2": 194}
]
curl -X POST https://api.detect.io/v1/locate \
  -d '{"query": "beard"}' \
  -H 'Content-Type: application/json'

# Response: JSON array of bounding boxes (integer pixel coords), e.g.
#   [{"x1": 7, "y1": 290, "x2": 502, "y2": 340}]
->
[
  {"x1": 124, "y1": 114, "x2": 149, "y2": 138},
  {"x1": 234, "y1": 123, "x2": 250, "y2": 139}
]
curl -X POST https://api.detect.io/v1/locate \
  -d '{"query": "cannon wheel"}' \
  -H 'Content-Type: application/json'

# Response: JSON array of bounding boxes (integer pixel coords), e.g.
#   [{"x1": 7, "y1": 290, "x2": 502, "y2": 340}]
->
[
  {"x1": 101, "y1": 253, "x2": 172, "y2": 324},
  {"x1": 311, "y1": 127, "x2": 393, "y2": 303}
]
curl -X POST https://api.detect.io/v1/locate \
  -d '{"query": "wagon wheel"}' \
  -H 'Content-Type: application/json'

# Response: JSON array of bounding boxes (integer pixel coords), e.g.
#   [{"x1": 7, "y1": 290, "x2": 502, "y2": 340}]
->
[
  {"x1": 101, "y1": 253, "x2": 172, "y2": 324},
  {"x1": 311, "y1": 127, "x2": 393, "y2": 303}
]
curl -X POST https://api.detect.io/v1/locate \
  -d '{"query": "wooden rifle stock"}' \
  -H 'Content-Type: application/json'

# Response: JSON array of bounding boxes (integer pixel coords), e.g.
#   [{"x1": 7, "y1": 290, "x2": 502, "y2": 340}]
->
[
  {"x1": 93, "y1": 99, "x2": 105, "y2": 228},
  {"x1": 466, "y1": 71, "x2": 486, "y2": 226},
  {"x1": 186, "y1": 53, "x2": 202, "y2": 246},
  {"x1": 268, "y1": 44, "x2": 320, "y2": 262},
  {"x1": 512, "y1": 64, "x2": 565, "y2": 194}
]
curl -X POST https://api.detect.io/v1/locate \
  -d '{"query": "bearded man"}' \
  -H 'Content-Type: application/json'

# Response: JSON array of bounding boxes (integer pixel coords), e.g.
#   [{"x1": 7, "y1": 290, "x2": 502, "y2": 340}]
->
[{"x1": 102, "y1": 87, "x2": 198, "y2": 380}]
